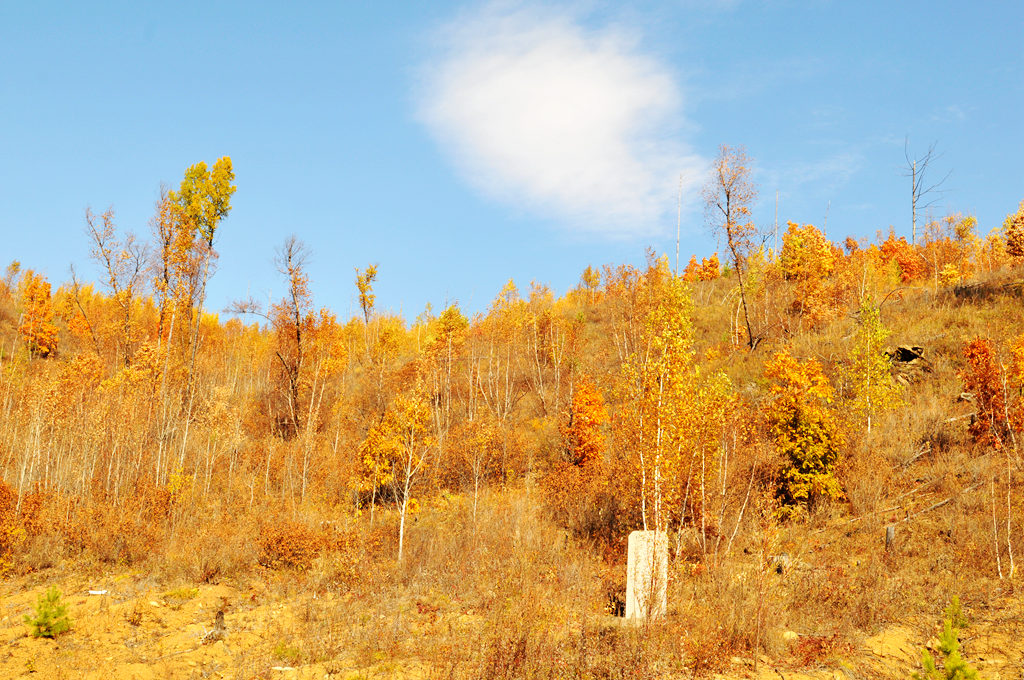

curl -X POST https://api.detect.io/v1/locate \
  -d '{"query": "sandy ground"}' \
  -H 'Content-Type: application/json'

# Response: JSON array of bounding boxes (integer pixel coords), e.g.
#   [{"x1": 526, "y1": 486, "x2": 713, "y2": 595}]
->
[{"x1": 2, "y1": 571, "x2": 1022, "y2": 679}]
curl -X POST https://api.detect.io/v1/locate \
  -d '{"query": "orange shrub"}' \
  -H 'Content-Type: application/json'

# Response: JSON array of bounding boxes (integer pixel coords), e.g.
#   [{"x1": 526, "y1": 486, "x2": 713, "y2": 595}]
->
[
  {"x1": 960, "y1": 337, "x2": 1017, "y2": 448},
  {"x1": 0, "y1": 480, "x2": 20, "y2": 572},
  {"x1": 879, "y1": 229, "x2": 925, "y2": 282},
  {"x1": 258, "y1": 518, "x2": 325, "y2": 570}
]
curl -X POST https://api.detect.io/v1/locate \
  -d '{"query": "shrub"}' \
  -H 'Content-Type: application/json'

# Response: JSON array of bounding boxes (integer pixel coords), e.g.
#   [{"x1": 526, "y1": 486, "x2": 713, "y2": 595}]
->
[
  {"x1": 0, "y1": 479, "x2": 23, "y2": 575},
  {"x1": 24, "y1": 586, "x2": 71, "y2": 638},
  {"x1": 960, "y1": 337, "x2": 1010, "y2": 448},
  {"x1": 914, "y1": 620, "x2": 977, "y2": 680},
  {"x1": 258, "y1": 518, "x2": 324, "y2": 570},
  {"x1": 914, "y1": 599, "x2": 977, "y2": 680}
]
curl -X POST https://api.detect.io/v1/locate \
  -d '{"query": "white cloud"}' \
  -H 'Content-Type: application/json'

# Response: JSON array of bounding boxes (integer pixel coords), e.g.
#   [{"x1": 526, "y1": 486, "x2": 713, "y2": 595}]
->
[{"x1": 417, "y1": 3, "x2": 705, "y2": 238}]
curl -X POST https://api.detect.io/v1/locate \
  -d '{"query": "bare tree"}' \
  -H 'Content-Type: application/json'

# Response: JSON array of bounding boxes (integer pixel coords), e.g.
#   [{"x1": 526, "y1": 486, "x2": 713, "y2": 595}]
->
[
  {"x1": 273, "y1": 236, "x2": 313, "y2": 434},
  {"x1": 703, "y1": 145, "x2": 760, "y2": 349},
  {"x1": 904, "y1": 138, "x2": 951, "y2": 245},
  {"x1": 85, "y1": 207, "x2": 149, "y2": 365},
  {"x1": 230, "y1": 236, "x2": 312, "y2": 436}
]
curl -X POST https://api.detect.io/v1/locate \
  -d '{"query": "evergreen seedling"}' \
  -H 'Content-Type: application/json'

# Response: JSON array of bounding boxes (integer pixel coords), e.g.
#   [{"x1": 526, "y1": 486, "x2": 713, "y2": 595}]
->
[
  {"x1": 24, "y1": 586, "x2": 71, "y2": 638},
  {"x1": 914, "y1": 602, "x2": 978, "y2": 680}
]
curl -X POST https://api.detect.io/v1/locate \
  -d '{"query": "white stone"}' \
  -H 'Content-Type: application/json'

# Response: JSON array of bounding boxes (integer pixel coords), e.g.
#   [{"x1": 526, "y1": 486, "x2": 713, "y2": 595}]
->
[{"x1": 625, "y1": 530, "x2": 668, "y2": 620}]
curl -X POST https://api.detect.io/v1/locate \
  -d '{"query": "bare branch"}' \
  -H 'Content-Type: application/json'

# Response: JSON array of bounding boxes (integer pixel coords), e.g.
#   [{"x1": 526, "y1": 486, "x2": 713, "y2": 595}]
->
[{"x1": 903, "y1": 138, "x2": 951, "y2": 244}]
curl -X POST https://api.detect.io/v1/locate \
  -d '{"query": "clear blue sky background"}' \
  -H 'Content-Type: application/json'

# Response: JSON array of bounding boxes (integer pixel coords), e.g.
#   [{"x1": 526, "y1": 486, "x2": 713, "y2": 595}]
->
[{"x1": 2, "y1": 1, "x2": 1022, "y2": 320}]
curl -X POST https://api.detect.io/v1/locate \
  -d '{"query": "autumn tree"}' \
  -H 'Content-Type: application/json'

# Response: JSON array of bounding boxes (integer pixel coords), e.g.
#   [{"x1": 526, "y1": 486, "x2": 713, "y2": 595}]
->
[
  {"x1": 18, "y1": 271, "x2": 58, "y2": 358},
  {"x1": 682, "y1": 255, "x2": 701, "y2": 282},
  {"x1": 451, "y1": 415, "x2": 503, "y2": 524},
  {"x1": 919, "y1": 215, "x2": 969, "y2": 290},
  {"x1": 296, "y1": 309, "x2": 348, "y2": 499},
  {"x1": 423, "y1": 304, "x2": 469, "y2": 481},
  {"x1": 167, "y1": 157, "x2": 236, "y2": 369},
  {"x1": 270, "y1": 237, "x2": 314, "y2": 436},
  {"x1": 580, "y1": 265, "x2": 601, "y2": 303},
  {"x1": 879, "y1": 228, "x2": 926, "y2": 282},
  {"x1": 543, "y1": 376, "x2": 610, "y2": 540},
  {"x1": 779, "y1": 222, "x2": 840, "y2": 327},
  {"x1": 151, "y1": 187, "x2": 186, "y2": 343},
  {"x1": 847, "y1": 296, "x2": 904, "y2": 434},
  {"x1": 473, "y1": 279, "x2": 530, "y2": 479},
  {"x1": 960, "y1": 336, "x2": 1021, "y2": 578},
  {"x1": 355, "y1": 264, "x2": 378, "y2": 356},
  {"x1": 682, "y1": 254, "x2": 721, "y2": 283},
  {"x1": 561, "y1": 376, "x2": 608, "y2": 468},
  {"x1": 960, "y1": 338, "x2": 1015, "y2": 449},
  {"x1": 1004, "y1": 200, "x2": 1024, "y2": 261},
  {"x1": 525, "y1": 282, "x2": 580, "y2": 418},
  {"x1": 764, "y1": 350, "x2": 844, "y2": 517},
  {"x1": 704, "y1": 145, "x2": 760, "y2": 349},
  {"x1": 231, "y1": 237, "x2": 323, "y2": 438},
  {"x1": 699, "y1": 253, "x2": 721, "y2": 281},
  {"x1": 619, "y1": 257, "x2": 707, "y2": 533},
  {"x1": 359, "y1": 382, "x2": 434, "y2": 561}
]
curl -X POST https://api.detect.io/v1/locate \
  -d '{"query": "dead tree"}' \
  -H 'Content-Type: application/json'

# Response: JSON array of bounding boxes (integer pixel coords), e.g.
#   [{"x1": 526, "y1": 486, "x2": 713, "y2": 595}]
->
[{"x1": 904, "y1": 138, "x2": 951, "y2": 245}]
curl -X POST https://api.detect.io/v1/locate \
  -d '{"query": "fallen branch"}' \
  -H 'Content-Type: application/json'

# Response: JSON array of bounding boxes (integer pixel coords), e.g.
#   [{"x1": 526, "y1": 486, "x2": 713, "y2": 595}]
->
[
  {"x1": 897, "y1": 481, "x2": 984, "y2": 525},
  {"x1": 902, "y1": 442, "x2": 931, "y2": 468}
]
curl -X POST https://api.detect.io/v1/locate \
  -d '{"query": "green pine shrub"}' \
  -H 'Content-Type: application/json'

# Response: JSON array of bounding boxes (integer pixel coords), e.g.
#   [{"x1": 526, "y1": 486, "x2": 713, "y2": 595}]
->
[
  {"x1": 24, "y1": 586, "x2": 71, "y2": 639},
  {"x1": 913, "y1": 598, "x2": 978, "y2": 680}
]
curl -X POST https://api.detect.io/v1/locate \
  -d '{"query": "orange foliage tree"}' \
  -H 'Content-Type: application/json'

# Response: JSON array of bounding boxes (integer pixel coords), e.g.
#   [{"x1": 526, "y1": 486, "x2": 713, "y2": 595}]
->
[
  {"x1": 879, "y1": 228, "x2": 925, "y2": 282},
  {"x1": 960, "y1": 337, "x2": 1021, "y2": 449},
  {"x1": 542, "y1": 376, "x2": 610, "y2": 541},
  {"x1": 561, "y1": 376, "x2": 608, "y2": 468},
  {"x1": 19, "y1": 271, "x2": 58, "y2": 358},
  {"x1": 1004, "y1": 200, "x2": 1024, "y2": 261},
  {"x1": 961, "y1": 335, "x2": 1023, "y2": 579},
  {"x1": 683, "y1": 254, "x2": 721, "y2": 282},
  {"x1": 779, "y1": 222, "x2": 840, "y2": 327}
]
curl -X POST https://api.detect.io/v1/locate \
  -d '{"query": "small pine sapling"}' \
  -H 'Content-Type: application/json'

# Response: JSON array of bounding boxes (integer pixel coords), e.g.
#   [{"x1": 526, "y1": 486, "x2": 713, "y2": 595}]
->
[
  {"x1": 914, "y1": 598, "x2": 978, "y2": 680},
  {"x1": 24, "y1": 586, "x2": 71, "y2": 638}
]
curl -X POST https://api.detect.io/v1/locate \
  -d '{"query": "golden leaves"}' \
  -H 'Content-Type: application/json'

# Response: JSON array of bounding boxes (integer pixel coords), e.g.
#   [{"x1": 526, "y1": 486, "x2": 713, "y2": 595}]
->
[{"x1": 18, "y1": 271, "x2": 58, "y2": 358}]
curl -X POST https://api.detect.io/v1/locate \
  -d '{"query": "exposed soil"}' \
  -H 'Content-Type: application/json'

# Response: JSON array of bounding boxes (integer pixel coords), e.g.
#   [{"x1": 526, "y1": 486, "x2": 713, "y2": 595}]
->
[{"x1": 3, "y1": 571, "x2": 1023, "y2": 679}]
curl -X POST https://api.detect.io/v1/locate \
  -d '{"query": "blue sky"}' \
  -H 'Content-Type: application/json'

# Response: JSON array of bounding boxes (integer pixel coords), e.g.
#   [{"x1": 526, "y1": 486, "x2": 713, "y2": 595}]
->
[{"x1": 2, "y1": 1, "x2": 1022, "y2": 320}]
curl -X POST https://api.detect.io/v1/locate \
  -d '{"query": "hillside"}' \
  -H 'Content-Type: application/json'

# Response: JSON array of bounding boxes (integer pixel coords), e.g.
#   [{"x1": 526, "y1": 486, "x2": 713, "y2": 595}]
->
[{"x1": 1, "y1": 176, "x2": 1024, "y2": 677}]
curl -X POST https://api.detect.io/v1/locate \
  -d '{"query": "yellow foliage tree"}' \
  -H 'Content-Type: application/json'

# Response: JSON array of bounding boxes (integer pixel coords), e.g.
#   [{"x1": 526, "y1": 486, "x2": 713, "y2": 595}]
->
[
  {"x1": 617, "y1": 256, "x2": 732, "y2": 537},
  {"x1": 847, "y1": 296, "x2": 904, "y2": 434},
  {"x1": 779, "y1": 222, "x2": 839, "y2": 327},
  {"x1": 359, "y1": 382, "x2": 434, "y2": 561},
  {"x1": 19, "y1": 271, "x2": 58, "y2": 358},
  {"x1": 764, "y1": 350, "x2": 844, "y2": 517}
]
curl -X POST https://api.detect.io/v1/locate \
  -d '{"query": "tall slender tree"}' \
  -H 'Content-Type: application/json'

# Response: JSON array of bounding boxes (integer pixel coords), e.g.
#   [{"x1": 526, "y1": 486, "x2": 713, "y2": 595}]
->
[{"x1": 703, "y1": 145, "x2": 760, "y2": 349}]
